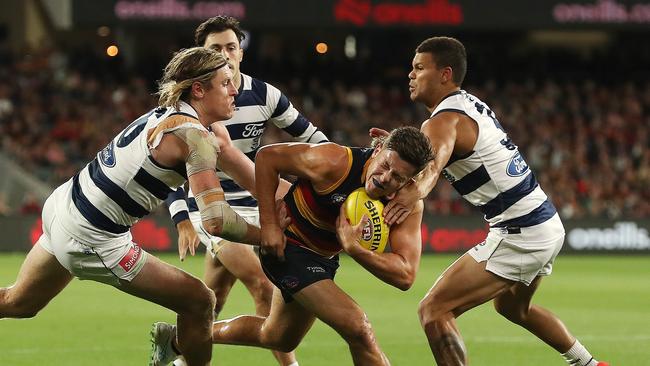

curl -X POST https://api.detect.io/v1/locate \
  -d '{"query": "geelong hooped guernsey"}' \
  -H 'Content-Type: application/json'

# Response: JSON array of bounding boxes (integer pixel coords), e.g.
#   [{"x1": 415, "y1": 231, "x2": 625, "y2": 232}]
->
[
  {"x1": 178, "y1": 73, "x2": 328, "y2": 212},
  {"x1": 434, "y1": 90, "x2": 557, "y2": 228},
  {"x1": 56, "y1": 101, "x2": 204, "y2": 243},
  {"x1": 284, "y1": 147, "x2": 374, "y2": 258}
]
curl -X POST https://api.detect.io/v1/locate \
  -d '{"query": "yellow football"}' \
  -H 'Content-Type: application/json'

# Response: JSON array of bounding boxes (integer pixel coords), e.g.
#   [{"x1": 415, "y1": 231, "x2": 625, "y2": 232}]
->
[{"x1": 343, "y1": 188, "x2": 390, "y2": 253}]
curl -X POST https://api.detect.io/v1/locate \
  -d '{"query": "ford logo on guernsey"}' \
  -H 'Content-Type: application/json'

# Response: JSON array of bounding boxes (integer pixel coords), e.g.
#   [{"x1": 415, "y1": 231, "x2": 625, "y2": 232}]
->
[
  {"x1": 99, "y1": 142, "x2": 116, "y2": 167},
  {"x1": 507, "y1": 152, "x2": 529, "y2": 177}
]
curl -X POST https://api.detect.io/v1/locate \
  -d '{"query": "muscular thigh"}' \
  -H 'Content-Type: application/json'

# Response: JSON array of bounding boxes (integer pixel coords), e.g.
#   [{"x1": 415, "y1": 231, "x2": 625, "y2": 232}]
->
[
  {"x1": 293, "y1": 279, "x2": 368, "y2": 335},
  {"x1": 425, "y1": 253, "x2": 514, "y2": 317},
  {"x1": 120, "y1": 254, "x2": 209, "y2": 313},
  {"x1": 262, "y1": 287, "x2": 317, "y2": 346}
]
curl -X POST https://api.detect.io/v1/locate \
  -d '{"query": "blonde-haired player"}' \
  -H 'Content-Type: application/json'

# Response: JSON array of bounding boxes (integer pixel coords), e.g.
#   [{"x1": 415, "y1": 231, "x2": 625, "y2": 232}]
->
[{"x1": 0, "y1": 47, "x2": 264, "y2": 366}]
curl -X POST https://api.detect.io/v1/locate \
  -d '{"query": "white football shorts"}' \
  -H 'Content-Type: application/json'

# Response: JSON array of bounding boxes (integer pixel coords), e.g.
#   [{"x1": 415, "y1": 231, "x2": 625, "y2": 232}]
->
[
  {"x1": 37, "y1": 193, "x2": 148, "y2": 286},
  {"x1": 188, "y1": 206, "x2": 259, "y2": 258},
  {"x1": 468, "y1": 213, "x2": 565, "y2": 285}
]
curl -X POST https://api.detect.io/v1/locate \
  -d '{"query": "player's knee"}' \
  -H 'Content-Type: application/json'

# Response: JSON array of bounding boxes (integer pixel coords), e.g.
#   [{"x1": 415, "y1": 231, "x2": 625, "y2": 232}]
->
[
  {"x1": 494, "y1": 299, "x2": 527, "y2": 323},
  {"x1": 418, "y1": 293, "x2": 441, "y2": 325},
  {"x1": 213, "y1": 291, "x2": 227, "y2": 315},
  {"x1": 249, "y1": 277, "x2": 273, "y2": 307},
  {"x1": 183, "y1": 280, "x2": 216, "y2": 318},
  {"x1": 2, "y1": 292, "x2": 44, "y2": 318},
  {"x1": 261, "y1": 328, "x2": 299, "y2": 353},
  {"x1": 340, "y1": 314, "x2": 376, "y2": 349}
]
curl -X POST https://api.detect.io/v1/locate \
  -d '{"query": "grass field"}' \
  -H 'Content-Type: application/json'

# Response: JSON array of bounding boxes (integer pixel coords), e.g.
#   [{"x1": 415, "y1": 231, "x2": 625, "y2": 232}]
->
[{"x1": 1, "y1": 253, "x2": 648, "y2": 365}]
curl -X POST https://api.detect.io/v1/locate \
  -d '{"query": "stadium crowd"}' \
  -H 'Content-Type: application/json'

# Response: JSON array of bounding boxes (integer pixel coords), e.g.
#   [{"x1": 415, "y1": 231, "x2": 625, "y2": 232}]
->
[{"x1": 0, "y1": 44, "x2": 648, "y2": 219}]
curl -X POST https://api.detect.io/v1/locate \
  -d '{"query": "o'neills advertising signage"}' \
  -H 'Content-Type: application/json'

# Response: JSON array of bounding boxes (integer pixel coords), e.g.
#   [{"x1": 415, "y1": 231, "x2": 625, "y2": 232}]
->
[
  {"x1": 567, "y1": 221, "x2": 650, "y2": 251},
  {"x1": 0, "y1": 215, "x2": 647, "y2": 253}
]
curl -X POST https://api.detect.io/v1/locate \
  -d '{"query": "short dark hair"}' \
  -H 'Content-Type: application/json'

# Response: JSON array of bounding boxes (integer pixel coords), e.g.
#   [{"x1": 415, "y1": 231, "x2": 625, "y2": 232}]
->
[
  {"x1": 383, "y1": 126, "x2": 434, "y2": 175},
  {"x1": 416, "y1": 37, "x2": 467, "y2": 86},
  {"x1": 195, "y1": 16, "x2": 246, "y2": 47}
]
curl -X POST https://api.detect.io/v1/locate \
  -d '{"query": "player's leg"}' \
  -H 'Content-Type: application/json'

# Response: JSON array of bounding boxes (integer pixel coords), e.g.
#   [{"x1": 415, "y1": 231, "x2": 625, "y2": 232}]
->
[
  {"x1": 120, "y1": 254, "x2": 215, "y2": 366},
  {"x1": 203, "y1": 244, "x2": 237, "y2": 316},
  {"x1": 0, "y1": 243, "x2": 73, "y2": 318},
  {"x1": 213, "y1": 241, "x2": 297, "y2": 365},
  {"x1": 212, "y1": 286, "x2": 316, "y2": 353},
  {"x1": 417, "y1": 253, "x2": 514, "y2": 366},
  {"x1": 294, "y1": 279, "x2": 390, "y2": 366}
]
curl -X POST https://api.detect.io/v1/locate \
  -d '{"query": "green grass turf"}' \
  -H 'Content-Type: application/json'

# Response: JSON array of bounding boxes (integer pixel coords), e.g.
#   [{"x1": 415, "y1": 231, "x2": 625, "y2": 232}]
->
[{"x1": 0, "y1": 253, "x2": 648, "y2": 365}]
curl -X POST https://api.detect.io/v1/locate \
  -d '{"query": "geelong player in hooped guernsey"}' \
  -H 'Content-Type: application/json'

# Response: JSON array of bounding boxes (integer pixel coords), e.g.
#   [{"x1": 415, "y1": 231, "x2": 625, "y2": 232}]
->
[
  {"x1": 0, "y1": 48, "x2": 266, "y2": 366},
  {"x1": 378, "y1": 37, "x2": 608, "y2": 366}
]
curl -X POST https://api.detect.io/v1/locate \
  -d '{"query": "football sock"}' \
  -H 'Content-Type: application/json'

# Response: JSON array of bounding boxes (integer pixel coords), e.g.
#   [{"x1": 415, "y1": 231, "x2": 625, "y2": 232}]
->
[
  {"x1": 562, "y1": 340, "x2": 598, "y2": 366},
  {"x1": 287, "y1": 363, "x2": 299, "y2": 366}
]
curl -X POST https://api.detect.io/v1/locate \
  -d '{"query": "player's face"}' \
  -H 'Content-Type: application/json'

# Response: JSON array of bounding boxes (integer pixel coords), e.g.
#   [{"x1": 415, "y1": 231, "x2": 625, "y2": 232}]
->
[
  {"x1": 364, "y1": 148, "x2": 417, "y2": 199},
  {"x1": 204, "y1": 66, "x2": 238, "y2": 121},
  {"x1": 408, "y1": 52, "x2": 443, "y2": 108},
  {"x1": 204, "y1": 30, "x2": 243, "y2": 81}
]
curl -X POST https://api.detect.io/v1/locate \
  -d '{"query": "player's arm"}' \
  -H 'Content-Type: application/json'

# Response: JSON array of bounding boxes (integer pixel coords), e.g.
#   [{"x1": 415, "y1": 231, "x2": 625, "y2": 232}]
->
[
  {"x1": 153, "y1": 127, "x2": 261, "y2": 247},
  {"x1": 164, "y1": 187, "x2": 200, "y2": 261},
  {"x1": 255, "y1": 142, "x2": 349, "y2": 259},
  {"x1": 336, "y1": 201, "x2": 424, "y2": 291},
  {"x1": 383, "y1": 112, "x2": 459, "y2": 225},
  {"x1": 210, "y1": 122, "x2": 291, "y2": 200}
]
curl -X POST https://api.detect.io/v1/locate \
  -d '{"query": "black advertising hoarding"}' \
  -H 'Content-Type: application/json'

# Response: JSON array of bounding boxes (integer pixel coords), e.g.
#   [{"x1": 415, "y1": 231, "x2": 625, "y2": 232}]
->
[
  {"x1": 0, "y1": 214, "x2": 647, "y2": 253},
  {"x1": 72, "y1": 0, "x2": 650, "y2": 29}
]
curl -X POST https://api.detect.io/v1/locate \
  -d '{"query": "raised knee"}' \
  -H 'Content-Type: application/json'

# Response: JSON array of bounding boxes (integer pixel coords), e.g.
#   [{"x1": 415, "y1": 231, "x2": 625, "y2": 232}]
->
[
  {"x1": 418, "y1": 294, "x2": 440, "y2": 325},
  {"x1": 184, "y1": 280, "x2": 216, "y2": 317}
]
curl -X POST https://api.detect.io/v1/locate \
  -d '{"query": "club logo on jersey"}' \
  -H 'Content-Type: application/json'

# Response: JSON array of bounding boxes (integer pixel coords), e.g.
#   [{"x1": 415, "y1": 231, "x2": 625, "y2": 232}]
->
[
  {"x1": 241, "y1": 122, "x2": 265, "y2": 138},
  {"x1": 507, "y1": 152, "x2": 529, "y2": 177},
  {"x1": 330, "y1": 193, "x2": 347, "y2": 204},
  {"x1": 98, "y1": 141, "x2": 116, "y2": 167}
]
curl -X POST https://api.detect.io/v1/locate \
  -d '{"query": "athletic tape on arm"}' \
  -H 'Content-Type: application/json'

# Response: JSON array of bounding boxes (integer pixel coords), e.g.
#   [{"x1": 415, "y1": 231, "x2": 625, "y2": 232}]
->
[
  {"x1": 194, "y1": 187, "x2": 249, "y2": 241},
  {"x1": 172, "y1": 128, "x2": 220, "y2": 176}
]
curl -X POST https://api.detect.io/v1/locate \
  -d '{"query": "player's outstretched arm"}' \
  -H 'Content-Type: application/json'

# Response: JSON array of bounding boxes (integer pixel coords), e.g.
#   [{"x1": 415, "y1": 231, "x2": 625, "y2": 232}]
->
[
  {"x1": 336, "y1": 201, "x2": 424, "y2": 291},
  {"x1": 255, "y1": 142, "x2": 349, "y2": 259},
  {"x1": 383, "y1": 113, "x2": 459, "y2": 225}
]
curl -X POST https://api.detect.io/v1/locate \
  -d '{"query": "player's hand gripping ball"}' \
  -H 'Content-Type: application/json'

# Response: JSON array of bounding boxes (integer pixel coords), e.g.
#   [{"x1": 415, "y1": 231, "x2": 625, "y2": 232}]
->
[{"x1": 343, "y1": 188, "x2": 390, "y2": 253}]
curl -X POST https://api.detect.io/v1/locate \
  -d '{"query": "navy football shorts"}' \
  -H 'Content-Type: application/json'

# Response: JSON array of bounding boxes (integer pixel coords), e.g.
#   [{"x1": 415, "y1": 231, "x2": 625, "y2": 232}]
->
[{"x1": 260, "y1": 241, "x2": 339, "y2": 303}]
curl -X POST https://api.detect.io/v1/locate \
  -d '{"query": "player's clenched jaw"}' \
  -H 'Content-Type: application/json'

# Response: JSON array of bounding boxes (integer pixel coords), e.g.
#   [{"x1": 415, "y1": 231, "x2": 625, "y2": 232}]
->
[{"x1": 364, "y1": 149, "x2": 417, "y2": 200}]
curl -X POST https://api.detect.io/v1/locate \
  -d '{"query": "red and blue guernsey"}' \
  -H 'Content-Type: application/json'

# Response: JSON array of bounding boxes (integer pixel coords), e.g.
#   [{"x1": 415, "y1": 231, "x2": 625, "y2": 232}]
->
[{"x1": 284, "y1": 147, "x2": 374, "y2": 258}]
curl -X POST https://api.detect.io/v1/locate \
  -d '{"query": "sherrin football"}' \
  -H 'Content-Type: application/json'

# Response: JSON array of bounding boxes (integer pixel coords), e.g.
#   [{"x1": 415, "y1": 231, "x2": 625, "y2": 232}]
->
[{"x1": 343, "y1": 188, "x2": 390, "y2": 253}]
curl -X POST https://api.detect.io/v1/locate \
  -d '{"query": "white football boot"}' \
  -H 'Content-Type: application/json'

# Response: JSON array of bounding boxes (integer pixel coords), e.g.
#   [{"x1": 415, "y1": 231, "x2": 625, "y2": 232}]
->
[{"x1": 149, "y1": 322, "x2": 178, "y2": 366}]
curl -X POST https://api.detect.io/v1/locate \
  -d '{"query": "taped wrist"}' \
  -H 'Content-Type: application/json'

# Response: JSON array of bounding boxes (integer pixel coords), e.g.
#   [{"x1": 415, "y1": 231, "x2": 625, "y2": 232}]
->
[
  {"x1": 172, "y1": 128, "x2": 220, "y2": 177},
  {"x1": 195, "y1": 188, "x2": 248, "y2": 241}
]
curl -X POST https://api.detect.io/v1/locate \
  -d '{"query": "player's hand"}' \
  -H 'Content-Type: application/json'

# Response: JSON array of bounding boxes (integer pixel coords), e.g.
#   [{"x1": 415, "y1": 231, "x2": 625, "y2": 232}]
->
[
  {"x1": 369, "y1": 127, "x2": 390, "y2": 138},
  {"x1": 176, "y1": 219, "x2": 200, "y2": 261},
  {"x1": 384, "y1": 182, "x2": 419, "y2": 225},
  {"x1": 260, "y1": 224, "x2": 286, "y2": 261},
  {"x1": 336, "y1": 204, "x2": 368, "y2": 254}
]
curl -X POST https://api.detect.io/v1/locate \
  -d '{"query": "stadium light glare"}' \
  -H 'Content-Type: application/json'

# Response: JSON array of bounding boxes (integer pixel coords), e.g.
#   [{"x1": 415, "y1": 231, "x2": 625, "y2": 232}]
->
[
  {"x1": 344, "y1": 35, "x2": 356, "y2": 59},
  {"x1": 106, "y1": 45, "x2": 119, "y2": 57},
  {"x1": 97, "y1": 26, "x2": 111, "y2": 37},
  {"x1": 316, "y1": 42, "x2": 328, "y2": 54}
]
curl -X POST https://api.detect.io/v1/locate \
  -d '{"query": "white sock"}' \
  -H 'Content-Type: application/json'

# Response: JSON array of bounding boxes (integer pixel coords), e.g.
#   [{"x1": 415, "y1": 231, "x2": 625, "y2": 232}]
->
[
  {"x1": 287, "y1": 363, "x2": 299, "y2": 366},
  {"x1": 562, "y1": 340, "x2": 598, "y2": 366},
  {"x1": 172, "y1": 357, "x2": 188, "y2": 366}
]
